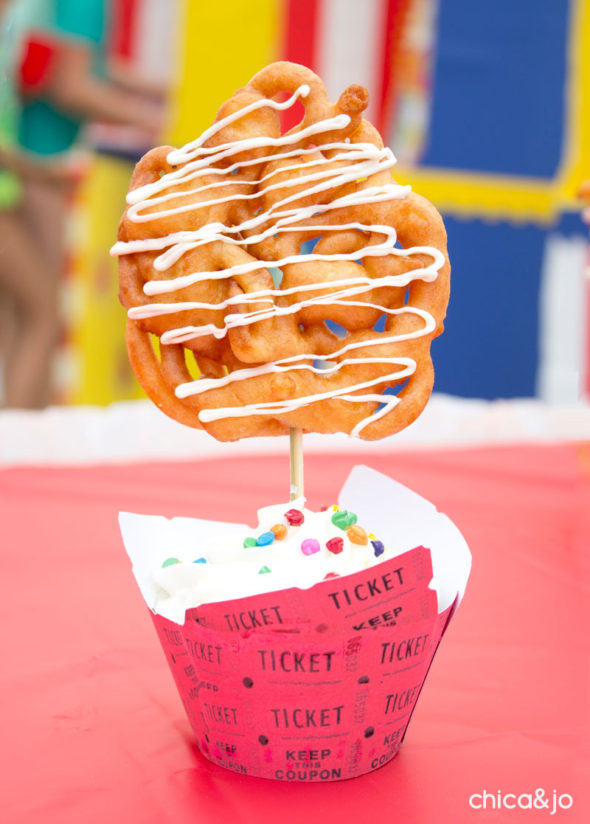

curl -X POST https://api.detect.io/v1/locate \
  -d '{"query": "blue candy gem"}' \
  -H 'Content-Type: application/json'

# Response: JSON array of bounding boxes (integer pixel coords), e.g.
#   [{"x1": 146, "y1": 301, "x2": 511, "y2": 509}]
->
[
  {"x1": 371, "y1": 540, "x2": 385, "y2": 557},
  {"x1": 257, "y1": 531, "x2": 275, "y2": 546},
  {"x1": 193, "y1": 557, "x2": 207, "y2": 564}
]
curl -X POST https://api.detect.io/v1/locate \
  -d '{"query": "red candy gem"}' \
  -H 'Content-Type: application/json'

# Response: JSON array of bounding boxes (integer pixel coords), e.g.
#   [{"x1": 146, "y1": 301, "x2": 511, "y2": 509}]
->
[
  {"x1": 284, "y1": 508, "x2": 304, "y2": 526},
  {"x1": 323, "y1": 572, "x2": 340, "y2": 580},
  {"x1": 326, "y1": 537, "x2": 344, "y2": 555}
]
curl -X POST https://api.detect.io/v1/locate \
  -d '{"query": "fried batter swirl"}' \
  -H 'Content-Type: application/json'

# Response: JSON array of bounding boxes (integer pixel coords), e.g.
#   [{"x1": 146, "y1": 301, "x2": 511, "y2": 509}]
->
[{"x1": 112, "y1": 62, "x2": 450, "y2": 442}]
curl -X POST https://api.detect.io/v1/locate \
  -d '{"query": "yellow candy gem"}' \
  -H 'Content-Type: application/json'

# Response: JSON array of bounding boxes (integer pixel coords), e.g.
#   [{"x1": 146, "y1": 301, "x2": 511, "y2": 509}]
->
[
  {"x1": 368, "y1": 533, "x2": 376, "y2": 540},
  {"x1": 331, "y1": 505, "x2": 340, "y2": 512}
]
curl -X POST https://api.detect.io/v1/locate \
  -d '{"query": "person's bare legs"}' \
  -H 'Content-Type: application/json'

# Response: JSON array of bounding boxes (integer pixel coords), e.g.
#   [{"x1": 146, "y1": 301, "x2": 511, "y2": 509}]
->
[
  {"x1": 21, "y1": 176, "x2": 69, "y2": 291},
  {"x1": 0, "y1": 208, "x2": 59, "y2": 407},
  {"x1": 0, "y1": 292, "x2": 18, "y2": 401},
  {"x1": 18, "y1": 175, "x2": 72, "y2": 406}
]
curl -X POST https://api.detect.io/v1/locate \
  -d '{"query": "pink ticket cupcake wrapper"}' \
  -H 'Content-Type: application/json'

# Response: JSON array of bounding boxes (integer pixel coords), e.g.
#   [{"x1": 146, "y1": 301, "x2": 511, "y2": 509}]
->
[
  {"x1": 151, "y1": 548, "x2": 457, "y2": 781},
  {"x1": 120, "y1": 465, "x2": 471, "y2": 781}
]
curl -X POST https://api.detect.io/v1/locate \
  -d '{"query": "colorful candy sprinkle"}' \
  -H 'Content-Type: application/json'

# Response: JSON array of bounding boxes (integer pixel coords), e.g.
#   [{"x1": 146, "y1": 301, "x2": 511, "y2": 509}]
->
[
  {"x1": 243, "y1": 537, "x2": 258, "y2": 548},
  {"x1": 284, "y1": 508, "x2": 305, "y2": 526},
  {"x1": 257, "y1": 532, "x2": 275, "y2": 546},
  {"x1": 258, "y1": 565, "x2": 271, "y2": 574},
  {"x1": 326, "y1": 537, "x2": 344, "y2": 555},
  {"x1": 192, "y1": 557, "x2": 207, "y2": 564},
  {"x1": 301, "y1": 538, "x2": 320, "y2": 556},
  {"x1": 331, "y1": 509, "x2": 357, "y2": 530},
  {"x1": 371, "y1": 539, "x2": 385, "y2": 557},
  {"x1": 323, "y1": 572, "x2": 340, "y2": 580},
  {"x1": 347, "y1": 525, "x2": 368, "y2": 545},
  {"x1": 162, "y1": 557, "x2": 180, "y2": 568},
  {"x1": 270, "y1": 523, "x2": 287, "y2": 540}
]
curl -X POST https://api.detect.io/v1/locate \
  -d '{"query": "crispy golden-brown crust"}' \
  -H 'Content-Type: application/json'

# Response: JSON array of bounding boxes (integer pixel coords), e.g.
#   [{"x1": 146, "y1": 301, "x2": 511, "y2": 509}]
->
[{"x1": 118, "y1": 62, "x2": 450, "y2": 442}]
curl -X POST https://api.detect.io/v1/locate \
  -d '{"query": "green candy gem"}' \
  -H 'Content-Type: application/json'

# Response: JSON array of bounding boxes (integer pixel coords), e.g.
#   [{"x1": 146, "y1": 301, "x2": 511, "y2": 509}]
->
[
  {"x1": 243, "y1": 537, "x2": 258, "y2": 548},
  {"x1": 162, "y1": 557, "x2": 180, "y2": 568},
  {"x1": 331, "y1": 510, "x2": 358, "y2": 530},
  {"x1": 258, "y1": 565, "x2": 271, "y2": 574}
]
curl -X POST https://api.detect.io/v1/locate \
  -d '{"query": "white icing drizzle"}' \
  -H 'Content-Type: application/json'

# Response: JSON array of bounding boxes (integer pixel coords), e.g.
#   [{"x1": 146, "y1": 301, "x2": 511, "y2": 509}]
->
[{"x1": 111, "y1": 84, "x2": 444, "y2": 437}]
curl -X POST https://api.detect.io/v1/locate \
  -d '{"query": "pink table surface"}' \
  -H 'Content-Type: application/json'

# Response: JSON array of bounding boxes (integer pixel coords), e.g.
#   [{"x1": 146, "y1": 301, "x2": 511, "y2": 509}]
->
[{"x1": 1, "y1": 443, "x2": 589, "y2": 823}]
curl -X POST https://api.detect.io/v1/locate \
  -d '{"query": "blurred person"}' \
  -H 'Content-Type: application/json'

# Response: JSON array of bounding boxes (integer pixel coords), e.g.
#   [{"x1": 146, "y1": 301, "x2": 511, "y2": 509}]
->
[
  {"x1": 0, "y1": 0, "x2": 165, "y2": 408},
  {"x1": 0, "y1": 0, "x2": 62, "y2": 408}
]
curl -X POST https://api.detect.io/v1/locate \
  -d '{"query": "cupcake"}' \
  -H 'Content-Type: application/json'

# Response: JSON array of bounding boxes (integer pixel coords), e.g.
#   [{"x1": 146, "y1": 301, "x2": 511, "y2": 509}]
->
[{"x1": 120, "y1": 465, "x2": 471, "y2": 781}]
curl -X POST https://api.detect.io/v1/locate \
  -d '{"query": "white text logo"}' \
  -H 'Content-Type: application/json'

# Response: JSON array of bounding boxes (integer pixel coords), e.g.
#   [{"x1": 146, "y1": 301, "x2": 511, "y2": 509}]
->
[{"x1": 469, "y1": 789, "x2": 573, "y2": 815}]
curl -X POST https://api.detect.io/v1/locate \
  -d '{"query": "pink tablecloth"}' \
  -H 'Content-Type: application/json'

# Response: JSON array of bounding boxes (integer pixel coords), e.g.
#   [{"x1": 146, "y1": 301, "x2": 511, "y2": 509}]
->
[{"x1": 1, "y1": 444, "x2": 588, "y2": 823}]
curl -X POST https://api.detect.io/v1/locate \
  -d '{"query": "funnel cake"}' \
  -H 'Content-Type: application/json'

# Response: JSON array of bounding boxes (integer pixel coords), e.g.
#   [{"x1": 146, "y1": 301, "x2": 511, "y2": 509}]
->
[{"x1": 113, "y1": 62, "x2": 450, "y2": 441}]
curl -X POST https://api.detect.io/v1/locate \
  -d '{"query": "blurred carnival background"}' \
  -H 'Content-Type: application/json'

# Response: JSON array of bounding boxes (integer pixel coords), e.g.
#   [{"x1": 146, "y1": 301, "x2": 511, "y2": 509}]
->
[{"x1": 0, "y1": 0, "x2": 588, "y2": 410}]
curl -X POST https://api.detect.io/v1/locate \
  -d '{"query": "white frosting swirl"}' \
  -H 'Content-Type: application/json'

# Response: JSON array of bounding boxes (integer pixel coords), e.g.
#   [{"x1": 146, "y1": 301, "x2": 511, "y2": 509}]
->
[{"x1": 153, "y1": 501, "x2": 392, "y2": 612}]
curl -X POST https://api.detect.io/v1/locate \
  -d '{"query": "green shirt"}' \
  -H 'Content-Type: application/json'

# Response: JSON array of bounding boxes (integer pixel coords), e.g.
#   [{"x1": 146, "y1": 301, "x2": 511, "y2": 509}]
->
[{"x1": 18, "y1": 0, "x2": 108, "y2": 158}]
